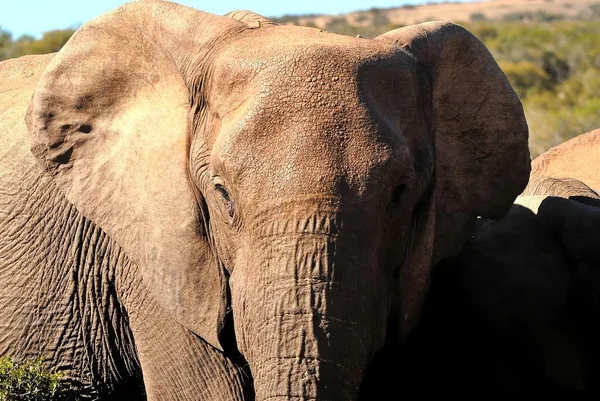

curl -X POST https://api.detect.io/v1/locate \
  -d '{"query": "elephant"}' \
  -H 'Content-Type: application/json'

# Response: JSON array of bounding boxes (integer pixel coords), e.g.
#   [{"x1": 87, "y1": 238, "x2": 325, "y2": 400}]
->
[
  {"x1": 0, "y1": 1, "x2": 530, "y2": 400},
  {"x1": 530, "y1": 128, "x2": 600, "y2": 192},
  {"x1": 523, "y1": 128, "x2": 600, "y2": 205},
  {"x1": 389, "y1": 184, "x2": 600, "y2": 400},
  {"x1": 522, "y1": 175, "x2": 600, "y2": 202}
]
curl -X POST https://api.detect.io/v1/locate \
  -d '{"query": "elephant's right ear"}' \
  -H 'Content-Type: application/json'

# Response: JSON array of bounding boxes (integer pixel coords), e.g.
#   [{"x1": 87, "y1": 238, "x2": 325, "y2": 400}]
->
[
  {"x1": 26, "y1": 1, "x2": 245, "y2": 350},
  {"x1": 377, "y1": 22, "x2": 531, "y2": 263},
  {"x1": 376, "y1": 22, "x2": 529, "y2": 335}
]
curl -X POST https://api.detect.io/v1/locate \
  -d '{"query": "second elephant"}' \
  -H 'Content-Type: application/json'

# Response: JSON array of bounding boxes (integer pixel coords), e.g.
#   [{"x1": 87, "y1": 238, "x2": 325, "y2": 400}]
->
[{"x1": 392, "y1": 184, "x2": 600, "y2": 400}]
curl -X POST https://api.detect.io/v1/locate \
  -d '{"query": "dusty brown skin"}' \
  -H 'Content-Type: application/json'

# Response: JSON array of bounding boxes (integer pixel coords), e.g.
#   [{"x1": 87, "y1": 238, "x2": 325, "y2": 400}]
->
[
  {"x1": 523, "y1": 175, "x2": 600, "y2": 201},
  {"x1": 530, "y1": 129, "x2": 600, "y2": 192},
  {"x1": 0, "y1": 1, "x2": 529, "y2": 400}
]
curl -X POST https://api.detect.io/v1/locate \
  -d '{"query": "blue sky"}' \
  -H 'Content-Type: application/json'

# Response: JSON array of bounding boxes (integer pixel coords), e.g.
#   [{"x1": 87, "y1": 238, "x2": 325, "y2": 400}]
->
[{"x1": 2, "y1": 0, "x2": 473, "y2": 38}]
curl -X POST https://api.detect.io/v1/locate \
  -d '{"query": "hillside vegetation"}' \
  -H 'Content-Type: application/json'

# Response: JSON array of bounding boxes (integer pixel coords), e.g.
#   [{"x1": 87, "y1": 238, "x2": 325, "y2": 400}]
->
[
  {"x1": 0, "y1": 29, "x2": 75, "y2": 61},
  {"x1": 1, "y1": 0, "x2": 599, "y2": 156}
]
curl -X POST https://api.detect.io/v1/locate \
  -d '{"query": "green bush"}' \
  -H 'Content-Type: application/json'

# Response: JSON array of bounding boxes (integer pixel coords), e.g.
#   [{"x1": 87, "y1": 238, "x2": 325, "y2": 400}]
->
[
  {"x1": 0, "y1": 27, "x2": 75, "y2": 61},
  {"x1": 0, "y1": 356, "x2": 77, "y2": 401},
  {"x1": 498, "y1": 60, "x2": 552, "y2": 98},
  {"x1": 470, "y1": 12, "x2": 487, "y2": 22}
]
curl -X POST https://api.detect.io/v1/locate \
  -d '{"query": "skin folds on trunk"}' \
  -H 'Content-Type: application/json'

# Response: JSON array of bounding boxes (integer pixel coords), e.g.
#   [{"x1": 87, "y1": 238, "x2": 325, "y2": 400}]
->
[{"x1": 229, "y1": 209, "x2": 389, "y2": 400}]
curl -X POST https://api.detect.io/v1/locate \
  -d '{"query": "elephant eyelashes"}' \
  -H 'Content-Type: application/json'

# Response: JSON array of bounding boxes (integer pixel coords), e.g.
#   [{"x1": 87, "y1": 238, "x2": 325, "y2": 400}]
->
[{"x1": 215, "y1": 183, "x2": 235, "y2": 218}]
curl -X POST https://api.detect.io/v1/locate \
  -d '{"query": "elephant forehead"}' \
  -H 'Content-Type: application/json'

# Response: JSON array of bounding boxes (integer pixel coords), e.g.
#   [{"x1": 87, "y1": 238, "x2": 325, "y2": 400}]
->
[
  {"x1": 215, "y1": 117, "x2": 401, "y2": 201},
  {"x1": 212, "y1": 113, "x2": 403, "y2": 200},
  {"x1": 215, "y1": 25, "x2": 396, "y2": 68},
  {"x1": 205, "y1": 35, "x2": 417, "y2": 201},
  {"x1": 209, "y1": 26, "x2": 406, "y2": 112}
]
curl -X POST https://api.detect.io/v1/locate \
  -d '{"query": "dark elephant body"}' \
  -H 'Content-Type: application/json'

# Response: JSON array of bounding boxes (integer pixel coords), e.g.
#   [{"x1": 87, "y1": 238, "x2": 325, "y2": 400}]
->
[
  {"x1": 395, "y1": 191, "x2": 600, "y2": 400},
  {"x1": 0, "y1": 1, "x2": 529, "y2": 399}
]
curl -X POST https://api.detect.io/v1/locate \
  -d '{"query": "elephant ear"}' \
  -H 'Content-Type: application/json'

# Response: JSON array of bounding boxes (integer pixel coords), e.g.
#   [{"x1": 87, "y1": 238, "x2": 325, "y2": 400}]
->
[
  {"x1": 376, "y1": 22, "x2": 529, "y2": 335},
  {"x1": 377, "y1": 22, "x2": 530, "y2": 264},
  {"x1": 26, "y1": 1, "x2": 245, "y2": 350}
]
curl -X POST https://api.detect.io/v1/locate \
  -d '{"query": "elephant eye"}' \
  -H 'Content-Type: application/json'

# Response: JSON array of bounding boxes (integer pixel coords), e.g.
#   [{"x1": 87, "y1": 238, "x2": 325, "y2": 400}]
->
[
  {"x1": 215, "y1": 183, "x2": 235, "y2": 218},
  {"x1": 386, "y1": 183, "x2": 407, "y2": 219},
  {"x1": 390, "y1": 184, "x2": 407, "y2": 206}
]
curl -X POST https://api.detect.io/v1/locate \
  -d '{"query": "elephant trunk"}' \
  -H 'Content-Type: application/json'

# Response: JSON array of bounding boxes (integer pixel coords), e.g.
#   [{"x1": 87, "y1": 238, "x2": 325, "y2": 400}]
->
[{"x1": 229, "y1": 209, "x2": 389, "y2": 400}]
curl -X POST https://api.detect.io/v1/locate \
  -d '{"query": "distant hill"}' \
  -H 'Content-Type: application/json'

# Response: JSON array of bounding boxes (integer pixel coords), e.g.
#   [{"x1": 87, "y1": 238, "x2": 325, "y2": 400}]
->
[{"x1": 272, "y1": 0, "x2": 600, "y2": 36}]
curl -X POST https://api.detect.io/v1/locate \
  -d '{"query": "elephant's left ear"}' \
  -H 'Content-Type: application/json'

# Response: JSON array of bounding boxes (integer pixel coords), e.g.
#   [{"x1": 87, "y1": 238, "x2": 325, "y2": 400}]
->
[
  {"x1": 377, "y1": 22, "x2": 530, "y2": 264},
  {"x1": 25, "y1": 1, "x2": 246, "y2": 350}
]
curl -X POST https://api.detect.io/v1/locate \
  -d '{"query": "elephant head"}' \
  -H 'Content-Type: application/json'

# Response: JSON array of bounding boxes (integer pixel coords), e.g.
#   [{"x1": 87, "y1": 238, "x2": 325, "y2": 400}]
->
[{"x1": 25, "y1": 1, "x2": 529, "y2": 399}]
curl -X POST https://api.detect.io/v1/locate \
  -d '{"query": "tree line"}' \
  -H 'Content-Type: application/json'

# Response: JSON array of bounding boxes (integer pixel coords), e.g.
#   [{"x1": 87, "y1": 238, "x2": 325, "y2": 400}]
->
[{"x1": 0, "y1": 28, "x2": 75, "y2": 61}]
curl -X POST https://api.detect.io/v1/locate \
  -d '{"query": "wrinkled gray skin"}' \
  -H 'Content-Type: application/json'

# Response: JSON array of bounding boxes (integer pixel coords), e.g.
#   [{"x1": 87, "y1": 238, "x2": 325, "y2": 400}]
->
[
  {"x1": 392, "y1": 180, "x2": 600, "y2": 400},
  {"x1": 523, "y1": 175, "x2": 600, "y2": 201},
  {"x1": 0, "y1": 1, "x2": 529, "y2": 400}
]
